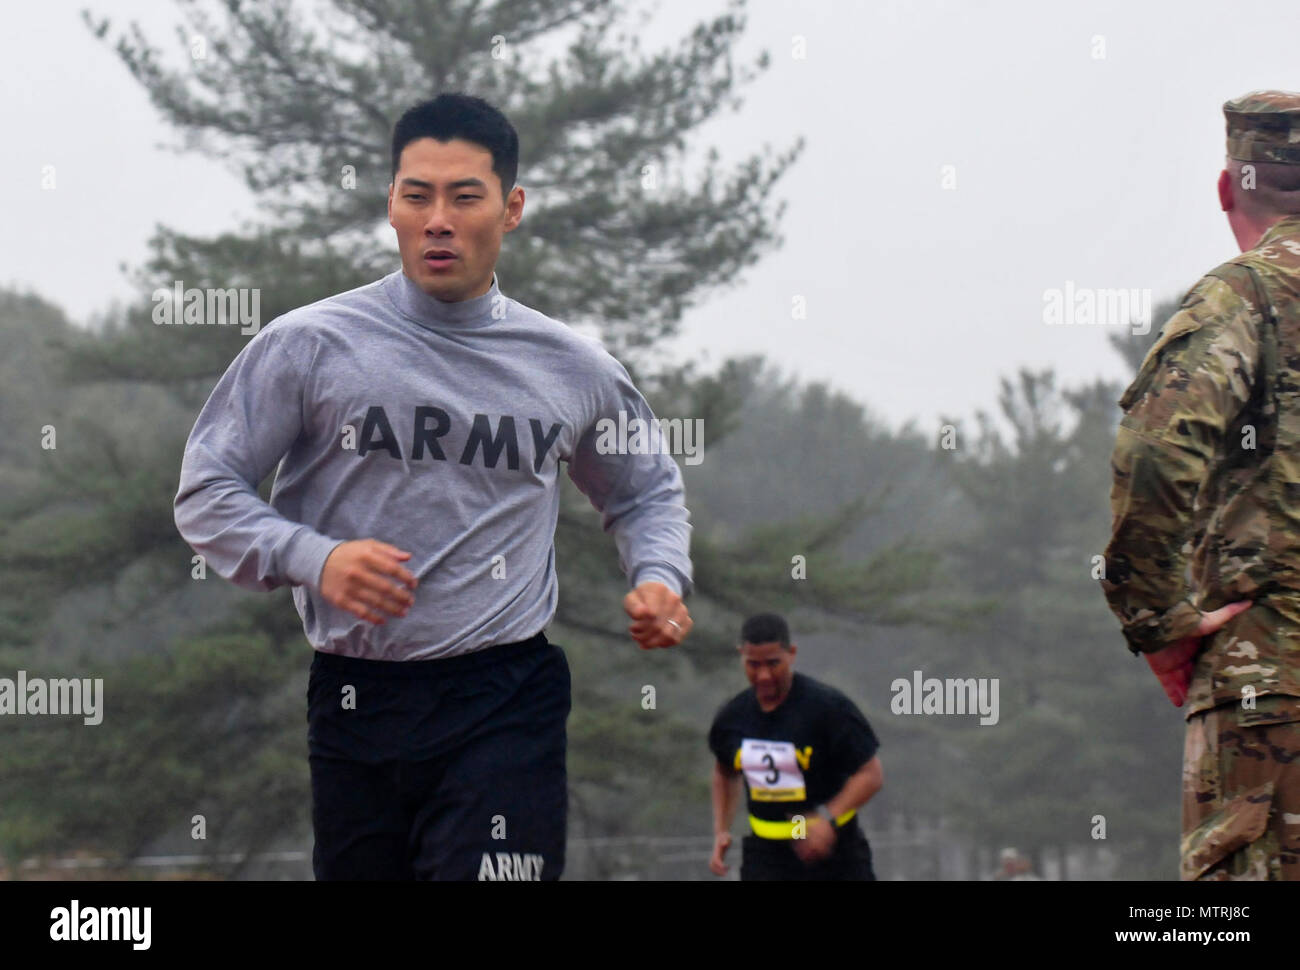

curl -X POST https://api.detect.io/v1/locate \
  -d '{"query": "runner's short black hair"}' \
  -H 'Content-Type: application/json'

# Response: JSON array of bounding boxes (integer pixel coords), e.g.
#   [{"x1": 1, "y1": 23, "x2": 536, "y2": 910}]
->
[
  {"x1": 740, "y1": 613, "x2": 791, "y2": 649},
  {"x1": 391, "y1": 93, "x2": 519, "y2": 199}
]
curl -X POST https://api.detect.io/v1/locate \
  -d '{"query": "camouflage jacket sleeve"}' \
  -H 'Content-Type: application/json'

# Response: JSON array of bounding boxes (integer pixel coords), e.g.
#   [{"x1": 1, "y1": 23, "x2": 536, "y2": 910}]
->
[{"x1": 1101, "y1": 274, "x2": 1263, "y2": 654}]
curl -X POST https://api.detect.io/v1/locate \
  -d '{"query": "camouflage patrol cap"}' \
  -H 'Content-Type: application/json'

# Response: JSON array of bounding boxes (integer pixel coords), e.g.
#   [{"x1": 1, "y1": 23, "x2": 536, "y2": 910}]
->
[{"x1": 1225, "y1": 91, "x2": 1300, "y2": 164}]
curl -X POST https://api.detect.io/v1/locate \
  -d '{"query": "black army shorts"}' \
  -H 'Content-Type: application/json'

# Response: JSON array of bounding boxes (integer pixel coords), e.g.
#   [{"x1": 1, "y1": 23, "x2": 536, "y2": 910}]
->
[
  {"x1": 740, "y1": 826, "x2": 877, "y2": 881},
  {"x1": 307, "y1": 631, "x2": 570, "y2": 881}
]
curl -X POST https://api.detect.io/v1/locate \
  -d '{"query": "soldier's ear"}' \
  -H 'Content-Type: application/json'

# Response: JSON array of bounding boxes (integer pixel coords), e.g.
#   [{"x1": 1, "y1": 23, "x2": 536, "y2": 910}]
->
[{"x1": 1218, "y1": 169, "x2": 1235, "y2": 212}]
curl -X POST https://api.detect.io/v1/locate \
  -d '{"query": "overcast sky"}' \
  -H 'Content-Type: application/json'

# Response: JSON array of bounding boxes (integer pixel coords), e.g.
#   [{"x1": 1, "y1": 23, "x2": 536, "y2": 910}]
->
[{"x1": 5, "y1": 0, "x2": 1300, "y2": 432}]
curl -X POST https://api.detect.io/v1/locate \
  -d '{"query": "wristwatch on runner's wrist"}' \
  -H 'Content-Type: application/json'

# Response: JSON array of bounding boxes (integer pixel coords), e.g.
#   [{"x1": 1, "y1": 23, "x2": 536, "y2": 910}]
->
[{"x1": 815, "y1": 805, "x2": 836, "y2": 828}]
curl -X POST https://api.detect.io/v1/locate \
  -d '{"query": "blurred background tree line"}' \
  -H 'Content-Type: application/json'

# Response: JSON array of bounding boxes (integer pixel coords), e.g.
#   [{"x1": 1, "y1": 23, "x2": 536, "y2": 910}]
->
[{"x1": 0, "y1": 0, "x2": 1178, "y2": 878}]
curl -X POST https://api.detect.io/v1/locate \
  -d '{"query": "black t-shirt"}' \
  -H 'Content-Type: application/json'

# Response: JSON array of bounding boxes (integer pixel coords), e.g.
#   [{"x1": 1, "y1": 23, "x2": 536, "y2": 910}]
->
[{"x1": 708, "y1": 672, "x2": 879, "y2": 856}]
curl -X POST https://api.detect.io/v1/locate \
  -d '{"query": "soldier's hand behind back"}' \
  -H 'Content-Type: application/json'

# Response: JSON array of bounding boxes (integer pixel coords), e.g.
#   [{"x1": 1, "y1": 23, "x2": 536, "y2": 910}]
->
[
  {"x1": 1145, "y1": 600, "x2": 1252, "y2": 706},
  {"x1": 320, "y1": 539, "x2": 418, "y2": 625}
]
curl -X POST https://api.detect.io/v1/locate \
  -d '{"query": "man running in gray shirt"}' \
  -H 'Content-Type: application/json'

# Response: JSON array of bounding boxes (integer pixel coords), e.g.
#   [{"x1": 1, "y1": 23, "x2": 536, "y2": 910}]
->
[{"x1": 173, "y1": 92, "x2": 694, "y2": 881}]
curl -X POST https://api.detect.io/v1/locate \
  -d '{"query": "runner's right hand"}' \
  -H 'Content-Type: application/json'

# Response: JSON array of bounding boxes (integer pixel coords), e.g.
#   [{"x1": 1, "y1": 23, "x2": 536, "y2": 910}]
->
[
  {"x1": 319, "y1": 540, "x2": 418, "y2": 624},
  {"x1": 709, "y1": 831, "x2": 732, "y2": 876}
]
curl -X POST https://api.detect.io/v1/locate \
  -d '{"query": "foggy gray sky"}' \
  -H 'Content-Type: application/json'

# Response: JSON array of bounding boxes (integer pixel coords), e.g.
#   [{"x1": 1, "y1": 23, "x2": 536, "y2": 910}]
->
[{"x1": 5, "y1": 0, "x2": 1300, "y2": 432}]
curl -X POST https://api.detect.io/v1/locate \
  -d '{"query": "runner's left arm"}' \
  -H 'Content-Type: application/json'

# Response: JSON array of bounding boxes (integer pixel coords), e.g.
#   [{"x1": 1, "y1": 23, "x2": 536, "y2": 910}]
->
[
  {"x1": 566, "y1": 352, "x2": 693, "y2": 596},
  {"x1": 824, "y1": 693, "x2": 882, "y2": 821},
  {"x1": 825, "y1": 756, "x2": 883, "y2": 820}
]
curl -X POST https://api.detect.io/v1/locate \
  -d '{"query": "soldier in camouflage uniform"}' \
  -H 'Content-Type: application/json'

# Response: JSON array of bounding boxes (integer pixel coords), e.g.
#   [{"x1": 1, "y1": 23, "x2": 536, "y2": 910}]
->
[{"x1": 1102, "y1": 91, "x2": 1300, "y2": 881}]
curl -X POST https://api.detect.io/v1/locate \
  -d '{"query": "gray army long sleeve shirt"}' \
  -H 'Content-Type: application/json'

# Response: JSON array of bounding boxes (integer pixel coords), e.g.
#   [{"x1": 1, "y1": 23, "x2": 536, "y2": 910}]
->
[{"x1": 174, "y1": 268, "x2": 693, "y2": 660}]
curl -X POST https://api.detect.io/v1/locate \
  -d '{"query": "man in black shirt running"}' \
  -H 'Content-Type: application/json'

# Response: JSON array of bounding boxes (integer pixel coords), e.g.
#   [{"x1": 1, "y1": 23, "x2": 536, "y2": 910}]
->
[{"x1": 708, "y1": 613, "x2": 883, "y2": 880}]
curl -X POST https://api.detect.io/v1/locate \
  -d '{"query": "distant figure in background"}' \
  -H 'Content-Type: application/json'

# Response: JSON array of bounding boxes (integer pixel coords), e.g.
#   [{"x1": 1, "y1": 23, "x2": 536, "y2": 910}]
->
[
  {"x1": 1101, "y1": 91, "x2": 1300, "y2": 880},
  {"x1": 991, "y1": 847, "x2": 1040, "y2": 881},
  {"x1": 707, "y1": 613, "x2": 883, "y2": 880}
]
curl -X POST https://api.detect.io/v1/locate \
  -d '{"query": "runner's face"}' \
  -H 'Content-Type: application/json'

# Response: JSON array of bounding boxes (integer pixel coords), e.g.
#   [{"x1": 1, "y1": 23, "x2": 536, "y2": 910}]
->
[
  {"x1": 741, "y1": 641, "x2": 794, "y2": 706},
  {"x1": 387, "y1": 137, "x2": 523, "y2": 302}
]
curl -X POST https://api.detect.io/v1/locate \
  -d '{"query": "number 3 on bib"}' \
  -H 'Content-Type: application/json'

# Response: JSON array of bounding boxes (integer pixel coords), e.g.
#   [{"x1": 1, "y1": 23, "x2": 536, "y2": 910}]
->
[{"x1": 739, "y1": 739, "x2": 807, "y2": 802}]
